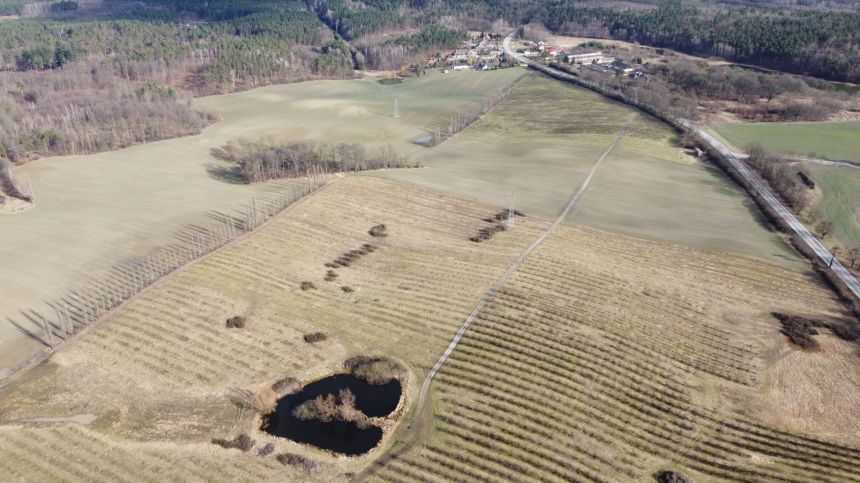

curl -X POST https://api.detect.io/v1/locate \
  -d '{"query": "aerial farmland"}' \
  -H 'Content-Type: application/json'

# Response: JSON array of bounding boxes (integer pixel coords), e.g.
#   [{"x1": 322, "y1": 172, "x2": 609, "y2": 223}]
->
[{"x1": 1, "y1": 2, "x2": 860, "y2": 481}]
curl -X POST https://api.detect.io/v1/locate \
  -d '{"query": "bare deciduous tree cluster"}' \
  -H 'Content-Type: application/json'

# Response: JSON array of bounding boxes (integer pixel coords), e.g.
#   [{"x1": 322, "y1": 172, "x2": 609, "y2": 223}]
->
[
  {"x1": 223, "y1": 139, "x2": 413, "y2": 183},
  {"x1": 0, "y1": 61, "x2": 217, "y2": 162},
  {"x1": 745, "y1": 143, "x2": 812, "y2": 212}
]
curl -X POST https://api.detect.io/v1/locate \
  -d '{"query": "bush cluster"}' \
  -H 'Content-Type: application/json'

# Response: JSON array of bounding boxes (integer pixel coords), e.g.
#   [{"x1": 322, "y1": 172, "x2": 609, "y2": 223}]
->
[
  {"x1": 225, "y1": 315, "x2": 247, "y2": 329},
  {"x1": 271, "y1": 377, "x2": 300, "y2": 396},
  {"x1": 212, "y1": 434, "x2": 255, "y2": 452},
  {"x1": 303, "y1": 332, "x2": 328, "y2": 343},
  {"x1": 344, "y1": 355, "x2": 404, "y2": 385},
  {"x1": 329, "y1": 243, "x2": 377, "y2": 268},
  {"x1": 300, "y1": 281, "x2": 316, "y2": 291},
  {"x1": 774, "y1": 313, "x2": 821, "y2": 349},
  {"x1": 257, "y1": 443, "x2": 275, "y2": 457},
  {"x1": 276, "y1": 453, "x2": 323, "y2": 473},
  {"x1": 368, "y1": 224, "x2": 387, "y2": 237},
  {"x1": 772, "y1": 312, "x2": 860, "y2": 349},
  {"x1": 654, "y1": 470, "x2": 692, "y2": 483}
]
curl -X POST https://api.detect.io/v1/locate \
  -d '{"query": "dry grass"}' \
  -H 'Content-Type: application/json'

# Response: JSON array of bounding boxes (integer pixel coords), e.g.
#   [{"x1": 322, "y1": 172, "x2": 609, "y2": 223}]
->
[
  {"x1": 0, "y1": 177, "x2": 547, "y2": 480},
  {"x1": 0, "y1": 177, "x2": 856, "y2": 481}
]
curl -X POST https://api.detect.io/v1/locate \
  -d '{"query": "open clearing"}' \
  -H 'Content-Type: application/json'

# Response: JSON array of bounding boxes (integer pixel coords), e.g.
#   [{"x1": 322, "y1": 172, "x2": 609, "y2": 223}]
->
[
  {"x1": 1, "y1": 177, "x2": 856, "y2": 481},
  {"x1": 712, "y1": 121, "x2": 860, "y2": 163},
  {"x1": 0, "y1": 68, "x2": 526, "y2": 372},
  {"x1": 377, "y1": 75, "x2": 801, "y2": 268},
  {"x1": 804, "y1": 162, "x2": 860, "y2": 250}
]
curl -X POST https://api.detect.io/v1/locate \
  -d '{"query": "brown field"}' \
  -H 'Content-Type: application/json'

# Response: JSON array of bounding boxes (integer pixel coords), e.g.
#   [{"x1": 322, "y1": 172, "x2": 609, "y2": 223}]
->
[{"x1": 0, "y1": 176, "x2": 858, "y2": 481}]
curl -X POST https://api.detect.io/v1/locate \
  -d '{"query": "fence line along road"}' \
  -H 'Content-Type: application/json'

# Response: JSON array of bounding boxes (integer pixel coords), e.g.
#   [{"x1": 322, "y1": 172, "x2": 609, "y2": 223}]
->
[{"x1": 502, "y1": 31, "x2": 860, "y2": 302}]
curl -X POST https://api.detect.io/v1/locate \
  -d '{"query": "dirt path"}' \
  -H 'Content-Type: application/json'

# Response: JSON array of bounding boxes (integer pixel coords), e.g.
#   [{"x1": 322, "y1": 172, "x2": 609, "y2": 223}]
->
[{"x1": 353, "y1": 112, "x2": 637, "y2": 481}]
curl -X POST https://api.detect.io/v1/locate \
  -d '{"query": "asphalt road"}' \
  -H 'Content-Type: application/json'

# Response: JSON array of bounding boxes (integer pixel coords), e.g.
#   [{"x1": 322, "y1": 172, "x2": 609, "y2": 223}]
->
[{"x1": 502, "y1": 32, "x2": 860, "y2": 301}]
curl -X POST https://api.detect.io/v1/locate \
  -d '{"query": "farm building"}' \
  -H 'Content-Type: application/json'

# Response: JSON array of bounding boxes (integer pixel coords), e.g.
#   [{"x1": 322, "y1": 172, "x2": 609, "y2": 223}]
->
[
  {"x1": 452, "y1": 63, "x2": 471, "y2": 71},
  {"x1": 566, "y1": 51, "x2": 603, "y2": 64},
  {"x1": 611, "y1": 60, "x2": 634, "y2": 74}
]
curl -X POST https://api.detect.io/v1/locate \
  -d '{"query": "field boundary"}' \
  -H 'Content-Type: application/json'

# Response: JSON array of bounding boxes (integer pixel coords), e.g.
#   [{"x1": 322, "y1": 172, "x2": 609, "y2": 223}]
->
[
  {"x1": 0, "y1": 177, "x2": 332, "y2": 391},
  {"x1": 354, "y1": 112, "x2": 637, "y2": 482},
  {"x1": 502, "y1": 31, "x2": 860, "y2": 308}
]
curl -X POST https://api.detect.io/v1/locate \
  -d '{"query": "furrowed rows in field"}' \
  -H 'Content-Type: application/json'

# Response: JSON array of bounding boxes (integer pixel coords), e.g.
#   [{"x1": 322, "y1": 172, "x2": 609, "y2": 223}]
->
[
  {"x1": 0, "y1": 425, "x2": 283, "y2": 481},
  {"x1": 55, "y1": 177, "x2": 548, "y2": 391},
  {"x1": 374, "y1": 227, "x2": 859, "y2": 482}
]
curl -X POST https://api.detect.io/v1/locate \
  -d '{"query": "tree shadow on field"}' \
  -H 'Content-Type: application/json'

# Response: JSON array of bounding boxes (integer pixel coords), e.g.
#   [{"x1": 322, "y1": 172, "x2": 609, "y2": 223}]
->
[
  {"x1": 7, "y1": 316, "x2": 50, "y2": 347},
  {"x1": 206, "y1": 163, "x2": 246, "y2": 185}
]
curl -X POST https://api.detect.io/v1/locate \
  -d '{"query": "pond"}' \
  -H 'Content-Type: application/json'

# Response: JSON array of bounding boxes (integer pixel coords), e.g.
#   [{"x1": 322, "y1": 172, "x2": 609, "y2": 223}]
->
[{"x1": 261, "y1": 374, "x2": 402, "y2": 455}]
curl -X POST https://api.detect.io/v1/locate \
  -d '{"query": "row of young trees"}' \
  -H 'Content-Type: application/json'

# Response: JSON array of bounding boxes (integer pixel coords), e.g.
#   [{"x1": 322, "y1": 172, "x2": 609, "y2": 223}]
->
[
  {"x1": 223, "y1": 139, "x2": 414, "y2": 183},
  {"x1": 427, "y1": 84, "x2": 516, "y2": 146},
  {"x1": 745, "y1": 143, "x2": 813, "y2": 213}
]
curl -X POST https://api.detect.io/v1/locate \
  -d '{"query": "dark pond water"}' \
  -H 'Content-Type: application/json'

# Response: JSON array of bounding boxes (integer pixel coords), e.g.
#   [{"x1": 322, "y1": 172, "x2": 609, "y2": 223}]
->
[{"x1": 261, "y1": 374, "x2": 402, "y2": 455}]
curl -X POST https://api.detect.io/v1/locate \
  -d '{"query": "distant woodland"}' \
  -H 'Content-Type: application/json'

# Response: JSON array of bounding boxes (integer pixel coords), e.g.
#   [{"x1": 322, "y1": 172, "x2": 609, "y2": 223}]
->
[{"x1": 0, "y1": 0, "x2": 858, "y2": 161}]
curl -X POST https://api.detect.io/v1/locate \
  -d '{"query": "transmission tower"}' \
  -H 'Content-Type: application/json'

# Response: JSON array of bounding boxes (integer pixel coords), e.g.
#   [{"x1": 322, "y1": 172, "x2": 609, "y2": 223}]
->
[{"x1": 393, "y1": 98, "x2": 400, "y2": 118}]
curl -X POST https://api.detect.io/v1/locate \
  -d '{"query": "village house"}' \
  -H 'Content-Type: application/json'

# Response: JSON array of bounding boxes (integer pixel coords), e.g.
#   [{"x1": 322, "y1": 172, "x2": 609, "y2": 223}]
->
[{"x1": 452, "y1": 63, "x2": 471, "y2": 71}]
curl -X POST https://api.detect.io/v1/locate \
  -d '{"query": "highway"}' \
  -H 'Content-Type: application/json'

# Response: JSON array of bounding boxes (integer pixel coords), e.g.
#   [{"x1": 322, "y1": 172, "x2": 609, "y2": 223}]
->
[{"x1": 502, "y1": 31, "x2": 860, "y2": 302}]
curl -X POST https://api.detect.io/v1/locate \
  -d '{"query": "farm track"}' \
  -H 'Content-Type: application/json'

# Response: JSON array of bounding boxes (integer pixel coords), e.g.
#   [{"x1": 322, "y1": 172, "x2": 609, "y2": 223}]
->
[{"x1": 357, "y1": 113, "x2": 638, "y2": 481}]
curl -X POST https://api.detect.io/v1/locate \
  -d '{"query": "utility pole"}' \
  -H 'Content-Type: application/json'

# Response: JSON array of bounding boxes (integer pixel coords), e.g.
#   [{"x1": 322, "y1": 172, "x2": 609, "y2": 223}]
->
[
  {"x1": 507, "y1": 191, "x2": 516, "y2": 227},
  {"x1": 393, "y1": 98, "x2": 400, "y2": 119}
]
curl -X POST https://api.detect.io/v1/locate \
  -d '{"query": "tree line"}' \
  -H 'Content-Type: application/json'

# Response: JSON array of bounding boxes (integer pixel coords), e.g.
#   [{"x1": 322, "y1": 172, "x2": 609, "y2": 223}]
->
[{"x1": 223, "y1": 139, "x2": 414, "y2": 183}]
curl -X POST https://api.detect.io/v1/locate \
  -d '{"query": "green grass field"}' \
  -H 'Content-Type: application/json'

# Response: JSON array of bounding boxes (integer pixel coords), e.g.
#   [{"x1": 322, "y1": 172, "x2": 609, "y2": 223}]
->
[
  {"x1": 804, "y1": 163, "x2": 860, "y2": 250},
  {"x1": 712, "y1": 121, "x2": 860, "y2": 163},
  {"x1": 377, "y1": 75, "x2": 801, "y2": 268}
]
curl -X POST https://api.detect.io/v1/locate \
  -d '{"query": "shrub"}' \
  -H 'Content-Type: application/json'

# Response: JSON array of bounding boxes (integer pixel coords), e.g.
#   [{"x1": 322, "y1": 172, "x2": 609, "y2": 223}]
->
[
  {"x1": 303, "y1": 332, "x2": 328, "y2": 343},
  {"x1": 271, "y1": 377, "x2": 300, "y2": 396},
  {"x1": 291, "y1": 389, "x2": 365, "y2": 424},
  {"x1": 324, "y1": 262, "x2": 338, "y2": 268},
  {"x1": 470, "y1": 223, "x2": 506, "y2": 243},
  {"x1": 369, "y1": 224, "x2": 387, "y2": 237},
  {"x1": 229, "y1": 387, "x2": 278, "y2": 414},
  {"x1": 773, "y1": 313, "x2": 819, "y2": 349},
  {"x1": 276, "y1": 453, "x2": 323, "y2": 473},
  {"x1": 257, "y1": 443, "x2": 275, "y2": 457},
  {"x1": 300, "y1": 281, "x2": 316, "y2": 291},
  {"x1": 213, "y1": 434, "x2": 255, "y2": 452},
  {"x1": 654, "y1": 470, "x2": 692, "y2": 483},
  {"x1": 828, "y1": 320, "x2": 860, "y2": 341},
  {"x1": 324, "y1": 270, "x2": 338, "y2": 281},
  {"x1": 344, "y1": 355, "x2": 404, "y2": 385},
  {"x1": 341, "y1": 286, "x2": 354, "y2": 293},
  {"x1": 362, "y1": 243, "x2": 377, "y2": 252},
  {"x1": 225, "y1": 315, "x2": 247, "y2": 329}
]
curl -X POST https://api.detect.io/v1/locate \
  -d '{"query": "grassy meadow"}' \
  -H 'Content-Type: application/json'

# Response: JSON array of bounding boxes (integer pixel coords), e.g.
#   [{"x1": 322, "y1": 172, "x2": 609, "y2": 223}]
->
[
  {"x1": 712, "y1": 121, "x2": 860, "y2": 163},
  {"x1": 804, "y1": 163, "x2": 860, "y2": 250},
  {"x1": 377, "y1": 75, "x2": 802, "y2": 268},
  {"x1": 0, "y1": 69, "x2": 526, "y2": 372}
]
